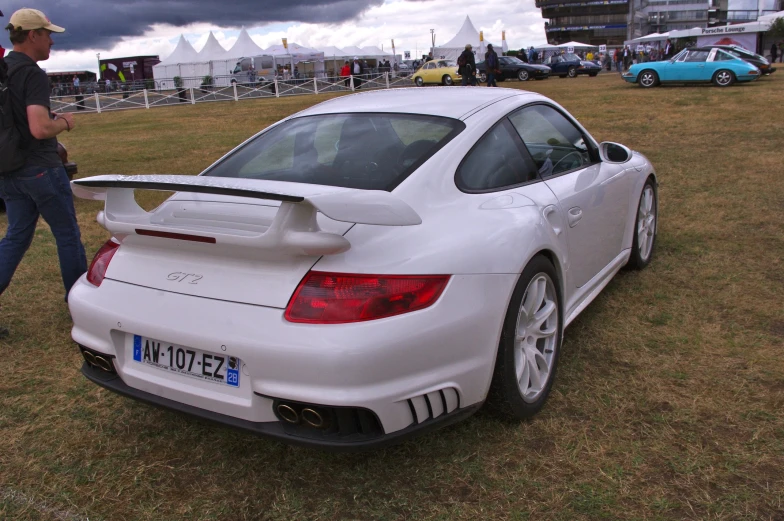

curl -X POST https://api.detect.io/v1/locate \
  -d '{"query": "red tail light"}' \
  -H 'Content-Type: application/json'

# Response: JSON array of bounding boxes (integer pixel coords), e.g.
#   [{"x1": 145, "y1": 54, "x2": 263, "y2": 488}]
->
[
  {"x1": 285, "y1": 272, "x2": 450, "y2": 324},
  {"x1": 86, "y1": 240, "x2": 120, "y2": 287}
]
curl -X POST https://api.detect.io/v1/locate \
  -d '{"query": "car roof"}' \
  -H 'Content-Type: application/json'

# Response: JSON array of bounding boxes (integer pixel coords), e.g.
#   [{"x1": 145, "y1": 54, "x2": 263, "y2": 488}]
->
[{"x1": 294, "y1": 87, "x2": 544, "y2": 120}]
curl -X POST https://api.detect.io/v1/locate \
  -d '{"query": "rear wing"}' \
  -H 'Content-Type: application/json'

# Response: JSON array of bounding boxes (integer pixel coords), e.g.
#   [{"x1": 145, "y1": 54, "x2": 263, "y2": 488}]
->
[{"x1": 72, "y1": 175, "x2": 421, "y2": 256}]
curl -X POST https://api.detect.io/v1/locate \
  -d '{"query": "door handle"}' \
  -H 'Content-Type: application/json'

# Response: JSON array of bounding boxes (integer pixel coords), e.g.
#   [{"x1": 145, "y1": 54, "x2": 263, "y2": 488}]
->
[
  {"x1": 543, "y1": 205, "x2": 562, "y2": 236},
  {"x1": 567, "y1": 207, "x2": 582, "y2": 227}
]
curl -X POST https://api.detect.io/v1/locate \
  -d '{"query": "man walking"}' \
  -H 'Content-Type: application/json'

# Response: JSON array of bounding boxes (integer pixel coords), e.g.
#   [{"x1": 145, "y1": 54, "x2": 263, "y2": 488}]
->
[
  {"x1": 458, "y1": 44, "x2": 476, "y2": 86},
  {"x1": 485, "y1": 43, "x2": 499, "y2": 87},
  {"x1": 0, "y1": 9, "x2": 87, "y2": 336}
]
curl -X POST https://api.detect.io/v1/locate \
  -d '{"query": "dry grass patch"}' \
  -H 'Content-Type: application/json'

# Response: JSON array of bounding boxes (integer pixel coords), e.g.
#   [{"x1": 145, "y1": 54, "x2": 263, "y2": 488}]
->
[{"x1": 1, "y1": 74, "x2": 783, "y2": 521}]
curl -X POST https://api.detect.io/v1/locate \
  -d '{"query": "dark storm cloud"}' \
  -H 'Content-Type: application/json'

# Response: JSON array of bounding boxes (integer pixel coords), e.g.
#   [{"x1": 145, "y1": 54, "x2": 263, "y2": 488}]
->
[{"x1": 2, "y1": 0, "x2": 387, "y2": 50}]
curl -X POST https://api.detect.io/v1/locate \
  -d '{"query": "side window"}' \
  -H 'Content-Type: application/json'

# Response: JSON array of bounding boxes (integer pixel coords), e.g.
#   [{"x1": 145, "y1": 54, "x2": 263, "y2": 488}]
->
[
  {"x1": 684, "y1": 50, "x2": 709, "y2": 62},
  {"x1": 714, "y1": 50, "x2": 735, "y2": 61},
  {"x1": 456, "y1": 121, "x2": 537, "y2": 192},
  {"x1": 508, "y1": 105, "x2": 593, "y2": 178}
]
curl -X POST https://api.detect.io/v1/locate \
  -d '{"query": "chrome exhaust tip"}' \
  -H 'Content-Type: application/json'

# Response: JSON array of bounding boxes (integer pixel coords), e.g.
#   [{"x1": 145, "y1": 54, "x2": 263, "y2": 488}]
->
[
  {"x1": 81, "y1": 348, "x2": 115, "y2": 373},
  {"x1": 276, "y1": 404, "x2": 300, "y2": 424},
  {"x1": 301, "y1": 408, "x2": 325, "y2": 428}
]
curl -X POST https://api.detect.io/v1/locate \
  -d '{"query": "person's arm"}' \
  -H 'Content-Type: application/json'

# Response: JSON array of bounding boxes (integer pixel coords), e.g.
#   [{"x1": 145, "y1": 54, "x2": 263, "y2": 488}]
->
[{"x1": 27, "y1": 105, "x2": 74, "y2": 140}]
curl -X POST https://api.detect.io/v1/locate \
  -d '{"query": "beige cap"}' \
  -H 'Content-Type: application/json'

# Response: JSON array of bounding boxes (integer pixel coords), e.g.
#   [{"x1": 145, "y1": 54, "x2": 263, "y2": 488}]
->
[
  {"x1": 465, "y1": 44, "x2": 472, "y2": 49},
  {"x1": 9, "y1": 8, "x2": 65, "y2": 33}
]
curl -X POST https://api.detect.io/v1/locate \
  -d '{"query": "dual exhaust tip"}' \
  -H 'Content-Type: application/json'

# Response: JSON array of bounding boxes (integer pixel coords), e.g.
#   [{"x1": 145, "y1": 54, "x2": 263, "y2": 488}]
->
[
  {"x1": 276, "y1": 403, "x2": 329, "y2": 429},
  {"x1": 80, "y1": 347, "x2": 115, "y2": 373}
]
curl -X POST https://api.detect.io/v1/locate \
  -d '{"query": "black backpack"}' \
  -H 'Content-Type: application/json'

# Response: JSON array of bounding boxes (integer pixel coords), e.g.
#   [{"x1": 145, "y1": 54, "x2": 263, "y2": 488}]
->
[
  {"x1": 457, "y1": 54, "x2": 466, "y2": 67},
  {"x1": 0, "y1": 57, "x2": 33, "y2": 174}
]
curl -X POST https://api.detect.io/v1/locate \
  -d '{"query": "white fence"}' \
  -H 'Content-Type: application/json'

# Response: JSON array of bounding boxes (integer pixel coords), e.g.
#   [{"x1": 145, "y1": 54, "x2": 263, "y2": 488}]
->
[{"x1": 50, "y1": 73, "x2": 413, "y2": 114}]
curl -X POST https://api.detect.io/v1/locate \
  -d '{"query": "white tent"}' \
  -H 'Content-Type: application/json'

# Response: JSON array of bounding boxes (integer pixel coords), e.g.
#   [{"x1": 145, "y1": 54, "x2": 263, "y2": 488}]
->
[
  {"x1": 361, "y1": 46, "x2": 391, "y2": 55},
  {"x1": 228, "y1": 28, "x2": 265, "y2": 58},
  {"x1": 320, "y1": 45, "x2": 349, "y2": 57},
  {"x1": 628, "y1": 32, "x2": 670, "y2": 44},
  {"x1": 340, "y1": 45, "x2": 371, "y2": 58},
  {"x1": 758, "y1": 10, "x2": 784, "y2": 22},
  {"x1": 263, "y1": 43, "x2": 325, "y2": 77},
  {"x1": 670, "y1": 20, "x2": 771, "y2": 39},
  {"x1": 433, "y1": 16, "x2": 497, "y2": 62},
  {"x1": 556, "y1": 41, "x2": 597, "y2": 49},
  {"x1": 153, "y1": 35, "x2": 205, "y2": 89},
  {"x1": 320, "y1": 46, "x2": 350, "y2": 76},
  {"x1": 198, "y1": 31, "x2": 229, "y2": 61}
]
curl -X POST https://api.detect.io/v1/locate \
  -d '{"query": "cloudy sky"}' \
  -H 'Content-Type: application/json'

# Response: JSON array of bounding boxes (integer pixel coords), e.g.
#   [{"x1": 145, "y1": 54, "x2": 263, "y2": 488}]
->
[{"x1": 1, "y1": 0, "x2": 547, "y2": 73}]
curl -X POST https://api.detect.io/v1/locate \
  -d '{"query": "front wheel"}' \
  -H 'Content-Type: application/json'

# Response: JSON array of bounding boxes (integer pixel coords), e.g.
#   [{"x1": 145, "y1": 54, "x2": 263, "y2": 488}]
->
[
  {"x1": 442, "y1": 75, "x2": 454, "y2": 86},
  {"x1": 713, "y1": 69, "x2": 735, "y2": 87},
  {"x1": 626, "y1": 178, "x2": 658, "y2": 270},
  {"x1": 414, "y1": 76, "x2": 424, "y2": 87},
  {"x1": 639, "y1": 70, "x2": 659, "y2": 88},
  {"x1": 490, "y1": 255, "x2": 562, "y2": 419},
  {"x1": 479, "y1": 72, "x2": 487, "y2": 83},
  {"x1": 567, "y1": 67, "x2": 577, "y2": 78},
  {"x1": 518, "y1": 70, "x2": 529, "y2": 81}
]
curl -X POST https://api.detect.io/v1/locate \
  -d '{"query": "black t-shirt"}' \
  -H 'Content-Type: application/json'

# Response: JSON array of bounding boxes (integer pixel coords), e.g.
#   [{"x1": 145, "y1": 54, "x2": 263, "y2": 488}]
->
[{"x1": 5, "y1": 51, "x2": 60, "y2": 168}]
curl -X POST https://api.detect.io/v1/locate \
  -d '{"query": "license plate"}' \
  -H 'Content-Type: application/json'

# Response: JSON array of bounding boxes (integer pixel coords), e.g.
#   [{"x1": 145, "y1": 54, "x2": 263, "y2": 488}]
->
[{"x1": 132, "y1": 335, "x2": 240, "y2": 387}]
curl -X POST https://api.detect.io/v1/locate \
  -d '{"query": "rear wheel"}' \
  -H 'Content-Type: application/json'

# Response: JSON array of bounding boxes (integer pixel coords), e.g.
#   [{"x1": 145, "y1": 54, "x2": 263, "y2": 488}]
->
[
  {"x1": 567, "y1": 67, "x2": 577, "y2": 78},
  {"x1": 713, "y1": 69, "x2": 735, "y2": 87},
  {"x1": 442, "y1": 75, "x2": 454, "y2": 86},
  {"x1": 490, "y1": 255, "x2": 562, "y2": 419},
  {"x1": 639, "y1": 70, "x2": 659, "y2": 88},
  {"x1": 518, "y1": 69, "x2": 530, "y2": 81},
  {"x1": 415, "y1": 76, "x2": 424, "y2": 87}
]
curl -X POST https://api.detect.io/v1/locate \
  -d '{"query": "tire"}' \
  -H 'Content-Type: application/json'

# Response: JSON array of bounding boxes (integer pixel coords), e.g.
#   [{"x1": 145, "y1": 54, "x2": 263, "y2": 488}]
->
[
  {"x1": 442, "y1": 75, "x2": 454, "y2": 86},
  {"x1": 567, "y1": 67, "x2": 577, "y2": 78},
  {"x1": 639, "y1": 70, "x2": 659, "y2": 88},
  {"x1": 713, "y1": 69, "x2": 735, "y2": 87},
  {"x1": 489, "y1": 255, "x2": 563, "y2": 419},
  {"x1": 626, "y1": 178, "x2": 658, "y2": 270},
  {"x1": 479, "y1": 72, "x2": 487, "y2": 83},
  {"x1": 518, "y1": 69, "x2": 529, "y2": 81},
  {"x1": 415, "y1": 76, "x2": 424, "y2": 87}
]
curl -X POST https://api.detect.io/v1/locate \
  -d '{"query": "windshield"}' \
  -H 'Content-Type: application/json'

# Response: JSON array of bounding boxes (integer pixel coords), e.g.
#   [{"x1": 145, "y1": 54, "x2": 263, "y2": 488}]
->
[{"x1": 204, "y1": 113, "x2": 464, "y2": 191}]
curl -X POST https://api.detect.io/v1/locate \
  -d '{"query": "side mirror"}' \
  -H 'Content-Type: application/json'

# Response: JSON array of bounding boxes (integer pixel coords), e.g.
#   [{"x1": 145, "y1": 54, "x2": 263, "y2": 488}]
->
[{"x1": 599, "y1": 142, "x2": 632, "y2": 164}]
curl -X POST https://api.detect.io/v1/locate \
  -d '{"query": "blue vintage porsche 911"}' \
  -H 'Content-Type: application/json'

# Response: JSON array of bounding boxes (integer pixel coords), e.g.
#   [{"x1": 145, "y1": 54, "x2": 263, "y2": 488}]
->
[{"x1": 622, "y1": 47, "x2": 761, "y2": 87}]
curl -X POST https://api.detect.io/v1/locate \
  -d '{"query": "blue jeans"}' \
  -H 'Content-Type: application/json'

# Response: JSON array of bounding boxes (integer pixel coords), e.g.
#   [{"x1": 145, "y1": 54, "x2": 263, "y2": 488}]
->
[
  {"x1": 0, "y1": 165, "x2": 87, "y2": 300},
  {"x1": 486, "y1": 72, "x2": 498, "y2": 87}
]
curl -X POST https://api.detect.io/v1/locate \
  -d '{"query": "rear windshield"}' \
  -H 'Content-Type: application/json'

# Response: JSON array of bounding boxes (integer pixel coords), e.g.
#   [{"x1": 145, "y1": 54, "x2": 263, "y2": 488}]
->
[{"x1": 204, "y1": 113, "x2": 464, "y2": 191}]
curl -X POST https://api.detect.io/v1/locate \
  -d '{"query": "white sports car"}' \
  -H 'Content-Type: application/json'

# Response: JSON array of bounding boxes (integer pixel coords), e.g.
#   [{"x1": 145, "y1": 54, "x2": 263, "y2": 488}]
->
[{"x1": 70, "y1": 87, "x2": 658, "y2": 450}]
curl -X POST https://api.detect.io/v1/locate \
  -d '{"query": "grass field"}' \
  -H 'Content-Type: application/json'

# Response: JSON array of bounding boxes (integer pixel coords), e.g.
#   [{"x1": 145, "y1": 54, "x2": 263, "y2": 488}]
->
[{"x1": 1, "y1": 73, "x2": 783, "y2": 521}]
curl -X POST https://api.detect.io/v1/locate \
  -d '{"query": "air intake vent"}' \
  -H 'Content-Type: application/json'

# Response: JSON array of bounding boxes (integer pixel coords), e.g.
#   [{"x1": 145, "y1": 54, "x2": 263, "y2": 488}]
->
[{"x1": 406, "y1": 387, "x2": 460, "y2": 425}]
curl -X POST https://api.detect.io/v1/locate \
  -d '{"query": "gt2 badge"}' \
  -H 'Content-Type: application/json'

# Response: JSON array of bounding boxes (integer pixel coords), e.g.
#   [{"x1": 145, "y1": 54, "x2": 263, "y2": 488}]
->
[{"x1": 167, "y1": 272, "x2": 203, "y2": 284}]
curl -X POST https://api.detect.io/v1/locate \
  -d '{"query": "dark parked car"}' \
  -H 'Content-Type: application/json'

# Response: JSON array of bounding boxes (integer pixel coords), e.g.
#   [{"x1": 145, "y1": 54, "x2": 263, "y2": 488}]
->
[
  {"x1": 476, "y1": 56, "x2": 551, "y2": 82},
  {"x1": 544, "y1": 53, "x2": 602, "y2": 78},
  {"x1": 704, "y1": 45, "x2": 775, "y2": 75},
  {"x1": 0, "y1": 143, "x2": 77, "y2": 212}
]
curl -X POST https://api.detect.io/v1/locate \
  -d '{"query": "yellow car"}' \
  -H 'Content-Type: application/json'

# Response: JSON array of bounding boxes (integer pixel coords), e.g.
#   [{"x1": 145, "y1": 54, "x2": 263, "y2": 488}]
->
[{"x1": 412, "y1": 60, "x2": 461, "y2": 86}]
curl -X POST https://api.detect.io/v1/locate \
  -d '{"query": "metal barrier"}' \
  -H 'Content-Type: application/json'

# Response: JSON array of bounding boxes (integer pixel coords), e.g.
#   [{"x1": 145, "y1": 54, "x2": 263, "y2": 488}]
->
[{"x1": 49, "y1": 73, "x2": 415, "y2": 114}]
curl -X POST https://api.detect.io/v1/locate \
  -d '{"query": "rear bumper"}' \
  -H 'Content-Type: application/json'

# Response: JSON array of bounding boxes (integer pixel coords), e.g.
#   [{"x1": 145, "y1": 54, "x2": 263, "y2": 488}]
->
[
  {"x1": 69, "y1": 273, "x2": 515, "y2": 447},
  {"x1": 80, "y1": 361, "x2": 481, "y2": 451}
]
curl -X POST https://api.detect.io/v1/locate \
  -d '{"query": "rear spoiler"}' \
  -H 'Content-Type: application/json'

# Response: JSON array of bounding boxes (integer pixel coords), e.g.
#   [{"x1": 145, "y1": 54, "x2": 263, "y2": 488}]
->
[{"x1": 72, "y1": 175, "x2": 422, "y2": 256}]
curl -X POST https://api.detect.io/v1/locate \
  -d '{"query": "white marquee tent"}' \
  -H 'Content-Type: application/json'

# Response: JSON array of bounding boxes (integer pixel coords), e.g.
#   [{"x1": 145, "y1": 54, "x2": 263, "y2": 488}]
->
[
  {"x1": 198, "y1": 31, "x2": 229, "y2": 61},
  {"x1": 153, "y1": 35, "x2": 206, "y2": 89},
  {"x1": 433, "y1": 16, "x2": 497, "y2": 62},
  {"x1": 264, "y1": 43, "x2": 325, "y2": 77},
  {"x1": 340, "y1": 45, "x2": 371, "y2": 58},
  {"x1": 228, "y1": 28, "x2": 265, "y2": 58}
]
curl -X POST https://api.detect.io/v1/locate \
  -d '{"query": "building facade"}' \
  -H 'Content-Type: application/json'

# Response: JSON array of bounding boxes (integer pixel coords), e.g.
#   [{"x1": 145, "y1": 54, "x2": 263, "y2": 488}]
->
[
  {"x1": 538, "y1": 0, "x2": 781, "y2": 45},
  {"x1": 538, "y1": 0, "x2": 630, "y2": 46}
]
